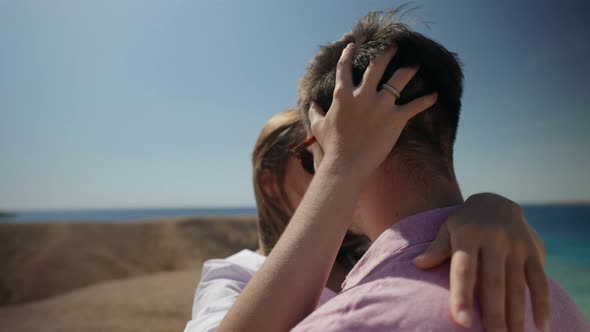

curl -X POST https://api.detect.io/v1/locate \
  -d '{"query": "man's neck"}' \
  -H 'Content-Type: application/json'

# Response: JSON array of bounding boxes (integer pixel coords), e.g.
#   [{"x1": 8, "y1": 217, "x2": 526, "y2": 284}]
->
[{"x1": 361, "y1": 168, "x2": 464, "y2": 241}]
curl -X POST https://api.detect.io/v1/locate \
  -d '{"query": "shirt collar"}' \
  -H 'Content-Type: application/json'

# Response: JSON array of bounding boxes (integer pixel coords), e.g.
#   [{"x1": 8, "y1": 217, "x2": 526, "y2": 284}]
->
[{"x1": 342, "y1": 205, "x2": 461, "y2": 289}]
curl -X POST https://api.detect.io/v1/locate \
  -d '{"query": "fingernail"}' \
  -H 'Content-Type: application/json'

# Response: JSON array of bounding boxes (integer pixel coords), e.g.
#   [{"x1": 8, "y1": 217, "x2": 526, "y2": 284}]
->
[
  {"x1": 413, "y1": 255, "x2": 424, "y2": 264},
  {"x1": 346, "y1": 42, "x2": 355, "y2": 48},
  {"x1": 457, "y1": 309, "x2": 472, "y2": 327}
]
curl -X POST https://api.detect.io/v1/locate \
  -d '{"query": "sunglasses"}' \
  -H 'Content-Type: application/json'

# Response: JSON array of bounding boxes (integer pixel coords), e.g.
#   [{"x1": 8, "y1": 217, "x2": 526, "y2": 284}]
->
[
  {"x1": 291, "y1": 136, "x2": 317, "y2": 174},
  {"x1": 293, "y1": 149, "x2": 315, "y2": 174}
]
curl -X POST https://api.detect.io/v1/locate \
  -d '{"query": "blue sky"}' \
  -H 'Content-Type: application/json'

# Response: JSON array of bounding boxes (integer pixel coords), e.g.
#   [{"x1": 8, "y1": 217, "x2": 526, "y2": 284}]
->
[{"x1": 1, "y1": 0, "x2": 589, "y2": 210}]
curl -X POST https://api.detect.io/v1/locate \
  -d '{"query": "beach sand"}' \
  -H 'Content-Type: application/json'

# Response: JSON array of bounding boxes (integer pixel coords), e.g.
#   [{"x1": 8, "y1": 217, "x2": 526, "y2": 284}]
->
[{"x1": 0, "y1": 216, "x2": 259, "y2": 332}]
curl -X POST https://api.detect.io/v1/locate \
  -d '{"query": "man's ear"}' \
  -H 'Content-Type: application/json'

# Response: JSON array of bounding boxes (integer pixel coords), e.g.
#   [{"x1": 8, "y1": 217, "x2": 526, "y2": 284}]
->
[{"x1": 259, "y1": 169, "x2": 278, "y2": 199}]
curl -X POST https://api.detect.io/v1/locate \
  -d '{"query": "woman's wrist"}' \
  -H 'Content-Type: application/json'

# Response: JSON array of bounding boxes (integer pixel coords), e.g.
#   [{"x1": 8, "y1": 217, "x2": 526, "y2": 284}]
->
[{"x1": 317, "y1": 155, "x2": 370, "y2": 191}]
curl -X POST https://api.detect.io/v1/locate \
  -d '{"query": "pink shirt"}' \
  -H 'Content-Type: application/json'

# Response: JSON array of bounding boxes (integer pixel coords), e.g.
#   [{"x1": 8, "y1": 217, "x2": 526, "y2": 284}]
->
[{"x1": 293, "y1": 206, "x2": 589, "y2": 332}]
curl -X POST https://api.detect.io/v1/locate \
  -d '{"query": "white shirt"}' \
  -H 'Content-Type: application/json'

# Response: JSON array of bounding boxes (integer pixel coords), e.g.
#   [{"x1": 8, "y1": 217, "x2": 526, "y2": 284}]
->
[{"x1": 184, "y1": 249, "x2": 337, "y2": 332}]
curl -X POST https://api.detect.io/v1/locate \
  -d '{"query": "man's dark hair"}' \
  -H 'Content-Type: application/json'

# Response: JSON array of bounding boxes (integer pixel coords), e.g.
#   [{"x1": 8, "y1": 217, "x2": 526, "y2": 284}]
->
[{"x1": 298, "y1": 9, "x2": 463, "y2": 179}]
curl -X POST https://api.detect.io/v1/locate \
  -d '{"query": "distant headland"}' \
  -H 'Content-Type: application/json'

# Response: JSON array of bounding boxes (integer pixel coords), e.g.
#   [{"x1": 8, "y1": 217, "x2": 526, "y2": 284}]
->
[{"x1": 0, "y1": 210, "x2": 16, "y2": 218}]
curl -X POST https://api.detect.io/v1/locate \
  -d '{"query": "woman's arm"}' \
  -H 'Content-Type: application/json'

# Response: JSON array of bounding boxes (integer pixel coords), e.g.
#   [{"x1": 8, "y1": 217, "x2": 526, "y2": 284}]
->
[
  {"x1": 415, "y1": 193, "x2": 550, "y2": 331},
  {"x1": 218, "y1": 157, "x2": 367, "y2": 331},
  {"x1": 219, "y1": 44, "x2": 436, "y2": 331},
  {"x1": 220, "y1": 40, "x2": 553, "y2": 332}
]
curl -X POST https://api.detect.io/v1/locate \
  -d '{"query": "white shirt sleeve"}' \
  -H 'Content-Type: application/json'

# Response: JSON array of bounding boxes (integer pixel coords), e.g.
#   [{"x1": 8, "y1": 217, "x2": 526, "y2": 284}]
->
[
  {"x1": 184, "y1": 250, "x2": 265, "y2": 332},
  {"x1": 183, "y1": 249, "x2": 337, "y2": 332}
]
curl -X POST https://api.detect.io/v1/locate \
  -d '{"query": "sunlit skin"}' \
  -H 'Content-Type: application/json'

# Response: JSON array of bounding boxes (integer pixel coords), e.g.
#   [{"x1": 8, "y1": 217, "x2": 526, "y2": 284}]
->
[
  {"x1": 282, "y1": 154, "x2": 352, "y2": 292},
  {"x1": 219, "y1": 43, "x2": 549, "y2": 332},
  {"x1": 257, "y1": 151, "x2": 547, "y2": 331},
  {"x1": 306, "y1": 43, "x2": 549, "y2": 331},
  {"x1": 260, "y1": 154, "x2": 351, "y2": 292}
]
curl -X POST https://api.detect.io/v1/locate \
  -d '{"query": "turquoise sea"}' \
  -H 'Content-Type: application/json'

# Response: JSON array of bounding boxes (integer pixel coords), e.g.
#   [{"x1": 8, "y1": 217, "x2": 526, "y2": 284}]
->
[
  {"x1": 1, "y1": 205, "x2": 589, "y2": 319},
  {"x1": 523, "y1": 205, "x2": 590, "y2": 319}
]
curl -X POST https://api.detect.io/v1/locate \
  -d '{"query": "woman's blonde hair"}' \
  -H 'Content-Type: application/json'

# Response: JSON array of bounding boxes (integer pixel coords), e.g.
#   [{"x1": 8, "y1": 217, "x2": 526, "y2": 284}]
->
[
  {"x1": 252, "y1": 109, "x2": 302, "y2": 255},
  {"x1": 252, "y1": 109, "x2": 370, "y2": 269}
]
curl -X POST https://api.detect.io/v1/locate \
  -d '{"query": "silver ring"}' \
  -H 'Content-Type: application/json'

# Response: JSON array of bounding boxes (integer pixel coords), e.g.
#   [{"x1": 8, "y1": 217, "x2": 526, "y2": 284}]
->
[{"x1": 382, "y1": 83, "x2": 401, "y2": 99}]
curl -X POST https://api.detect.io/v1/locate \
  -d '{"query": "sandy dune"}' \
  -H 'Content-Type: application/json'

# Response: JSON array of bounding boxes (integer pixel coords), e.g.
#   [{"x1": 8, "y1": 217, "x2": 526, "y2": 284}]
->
[{"x1": 0, "y1": 216, "x2": 259, "y2": 332}]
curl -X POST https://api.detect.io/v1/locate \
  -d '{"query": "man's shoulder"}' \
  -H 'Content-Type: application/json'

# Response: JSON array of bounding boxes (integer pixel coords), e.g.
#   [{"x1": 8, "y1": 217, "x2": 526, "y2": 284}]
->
[
  {"x1": 293, "y1": 239, "x2": 471, "y2": 332},
  {"x1": 294, "y1": 270, "x2": 589, "y2": 332},
  {"x1": 294, "y1": 273, "x2": 479, "y2": 332},
  {"x1": 546, "y1": 277, "x2": 590, "y2": 331}
]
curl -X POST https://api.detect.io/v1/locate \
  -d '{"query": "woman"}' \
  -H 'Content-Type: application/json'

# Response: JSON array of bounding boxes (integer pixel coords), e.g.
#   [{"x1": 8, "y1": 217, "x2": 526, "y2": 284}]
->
[{"x1": 185, "y1": 109, "x2": 547, "y2": 332}]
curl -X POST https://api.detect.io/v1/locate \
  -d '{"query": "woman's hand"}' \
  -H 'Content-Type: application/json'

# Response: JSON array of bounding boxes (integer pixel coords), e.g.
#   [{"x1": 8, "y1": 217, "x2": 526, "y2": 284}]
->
[
  {"x1": 219, "y1": 44, "x2": 439, "y2": 332},
  {"x1": 414, "y1": 193, "x2": 549, "y2": 332},
  {"x1": 309, "y1": 43, "x2": 437, "y2": 177}
]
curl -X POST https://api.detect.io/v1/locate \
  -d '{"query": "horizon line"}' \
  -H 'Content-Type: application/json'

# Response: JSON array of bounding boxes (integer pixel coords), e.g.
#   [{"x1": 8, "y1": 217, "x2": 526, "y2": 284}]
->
[{"x1": 3, "y1": 201, "x2": 590, "y2": 213}]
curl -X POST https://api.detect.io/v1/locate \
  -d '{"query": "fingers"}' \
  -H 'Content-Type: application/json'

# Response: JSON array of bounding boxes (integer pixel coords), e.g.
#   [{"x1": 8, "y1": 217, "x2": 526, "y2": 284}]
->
[
  {"x1": 396, "y1": 92, "x2": 438, "y2": 119},
  {"x1": 479, "y1": 248, "x2": 508, "y2": 332},
  {"x1": 380, "y1": 65, "x2": 419, "y2": 105},
  {"x1": 525, "y1": 259, "x2": 551, "y2": 332},
  {"x1": 527, "y1": 224, "x2": 546, "y2": 266},
  {"x1": 334, "y1": 43, "x2": 356, "y2": 97},
  {"x1": 449, "y1": 244, "x2": 478, "y2": 328},
  {"x1": 506, "y1": 259, "x2": 526, "y2": 332},
  {"x1": 414, "y1": 223, "x2": 452, "y2": 269},
  {"x1": 361, "y1": 46, "x2": 397, "y2": 92}
]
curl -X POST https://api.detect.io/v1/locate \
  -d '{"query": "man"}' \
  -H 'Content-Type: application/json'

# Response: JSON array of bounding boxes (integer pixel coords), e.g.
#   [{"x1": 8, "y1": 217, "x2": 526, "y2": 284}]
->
[{"x1": 292, "y1": 10, "x2": 588, "y2": 332}]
